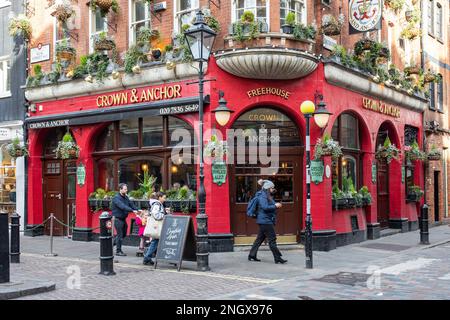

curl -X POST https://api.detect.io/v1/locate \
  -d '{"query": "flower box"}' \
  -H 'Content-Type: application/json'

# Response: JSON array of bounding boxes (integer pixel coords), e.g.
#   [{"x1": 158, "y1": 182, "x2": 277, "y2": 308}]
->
[
  {"x1": 407, "y1": 193, "x2": 421, "y2": 202},
  {"x1": 281, "y1": 25, "x2": 294, "y2": 34},
  {"x1": 428, "y1": 154, "x2": 441, "y2": 161}
]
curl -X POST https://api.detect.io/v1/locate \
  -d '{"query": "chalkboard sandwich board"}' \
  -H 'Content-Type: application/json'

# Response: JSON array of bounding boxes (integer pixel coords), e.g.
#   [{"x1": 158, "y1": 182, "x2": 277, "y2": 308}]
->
[{"x1": 154, "y1": 215, "x2": 197, "y2": 271}]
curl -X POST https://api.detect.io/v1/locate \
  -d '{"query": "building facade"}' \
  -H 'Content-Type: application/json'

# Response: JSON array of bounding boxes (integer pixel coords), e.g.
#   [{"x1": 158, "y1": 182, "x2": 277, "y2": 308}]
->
[
  {"x1": 0, "y1": 0, "x2": 27, "y2": 226},
  {"x1": 23, "y1": 0, "x2": 447, "y2": 250}
]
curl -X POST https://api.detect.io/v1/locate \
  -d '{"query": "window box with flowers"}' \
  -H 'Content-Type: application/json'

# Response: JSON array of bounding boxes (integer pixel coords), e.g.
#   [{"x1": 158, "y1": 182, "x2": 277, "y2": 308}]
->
[
  {"x1": 89, "y1": 0, "x2": 119, "y2": 18},
  {"x1": 94, "y1": 31, "x2": 116, "y2": 51},
  {"x1": 405, "y1": 141, "x2": 427, "y2": 162},
  {"x1": 314, "y1": 133, "x2": 343, "y2": 160},
  {"x1": 407, "y1": 185, "x2": 424, "y2": 202},
  {"x1": 56, "y1": 39, "x2": 76, "y2": 63},
  {"x1": 321, "y1": 14, "x2": 344, "y2": 36},
  {"x1": 375, "y1": 137, "x2": 400, "y2": 164},
  {"x1": 359, "y1": 186, "x2": 372, "y2": 206},
  {"x1": 427, "y1": 145, "x2": 442, "y2": 161},
  {"x1": 6, "y1": 137, "x2": 28, "y2": 159},
  {"x1": 55, "y1": 132, "x2": 79, "y2": 159},
  {"x1": 88, "y1": 188, "x2": 116, "y2": 211}
]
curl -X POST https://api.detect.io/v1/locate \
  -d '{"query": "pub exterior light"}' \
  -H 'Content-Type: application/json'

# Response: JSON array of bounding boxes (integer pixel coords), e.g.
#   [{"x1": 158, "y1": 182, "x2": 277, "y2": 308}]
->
[
  {"x1": 212, "y1": 91, "x2": 234, "y2": 126},
  {"x1": 300, "y1": 100, "x2": 315, "y2": 115},
  {"x1": 313, "y1": 101, "x2": 332, "y2": 128}
]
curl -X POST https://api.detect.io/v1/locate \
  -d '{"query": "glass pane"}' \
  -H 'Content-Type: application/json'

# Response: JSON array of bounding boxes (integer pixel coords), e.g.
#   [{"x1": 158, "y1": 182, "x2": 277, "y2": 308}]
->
[
  {"x1": 44, "y1": 128, "x2": 65, "y2": 155},
  {"x1": 118, "y1": 157, "x2": 163, "y2": 194},
  {"x1": 95, "y1": 158, "x2": 115, "y2": 192},
  {"x1": 96, "y1": 124, "x2": 114, "y2": 151},
  {"x1": 169, "y1": 116, "x2": 195, "y2": 147},
  {"x1": 67, "y1": 175, "x2": 76, "y2": 199},
  {"x1": 95, "y1": 10, "x2": 105, "y2": 32},
  {"x1": 142, "y1": 117, "x2": 163, "y2": 147},
  {"x1": 170, "y1": 155, "x2": 196, "y2": 191},
  {"x1": 340, "y1": 114, "x2": 358, "y2": 149},
  {"x1": 119, "y1": 119, "x2": 139, "y2": 149},
  {"x1": 135, "y1": 1, "x2": 146, "y2": 22},
  {"x1": 236, "y1": 176, "x2": 257, "y2": 203},
  {"x1": 342, "y1": 155, "x2": 357, "y2": 190}
]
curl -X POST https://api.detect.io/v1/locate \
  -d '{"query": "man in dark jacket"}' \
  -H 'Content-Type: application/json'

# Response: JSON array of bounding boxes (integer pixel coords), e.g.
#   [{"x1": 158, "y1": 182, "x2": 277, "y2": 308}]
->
[
  {"x1": 112, "y1": 183, "x2": 138, "y2": 256},
  {"x1": 248, "y1": 180, "x2": 287, "y2": 264}
]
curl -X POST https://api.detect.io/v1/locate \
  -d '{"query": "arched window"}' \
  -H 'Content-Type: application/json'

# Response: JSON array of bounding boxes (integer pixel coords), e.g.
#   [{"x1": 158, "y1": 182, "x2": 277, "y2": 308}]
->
[
  {"x1": 43, "y1": 127, "x2": 66, "y2": 156},
  {"x1": 93, "y1": 116, "x2": 196, "y2": 193},
  {"x1": 331, "y1": 113, "x2": 361, "y2": 190}
]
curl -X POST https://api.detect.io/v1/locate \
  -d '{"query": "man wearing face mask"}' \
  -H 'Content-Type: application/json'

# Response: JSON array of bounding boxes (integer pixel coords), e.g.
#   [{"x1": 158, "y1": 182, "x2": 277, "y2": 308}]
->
[{"x1": 248, "y1": 180, "x2": 287, "y2": 264}]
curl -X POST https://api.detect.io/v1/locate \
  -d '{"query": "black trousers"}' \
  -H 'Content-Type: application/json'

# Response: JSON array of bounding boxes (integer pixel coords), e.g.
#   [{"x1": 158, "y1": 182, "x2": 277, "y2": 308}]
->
[
  {"x1": 114, "y1": 218, "x2": 128, "y2": 253},
  {"x1": 249, "y1": 224, "x2": 282, "y2": 260}
]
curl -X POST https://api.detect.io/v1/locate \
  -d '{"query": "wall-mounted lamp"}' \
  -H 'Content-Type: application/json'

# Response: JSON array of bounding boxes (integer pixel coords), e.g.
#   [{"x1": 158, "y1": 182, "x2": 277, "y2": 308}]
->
[{"x1": 212, "y1": 91, "x2": 234, "y2": 126}]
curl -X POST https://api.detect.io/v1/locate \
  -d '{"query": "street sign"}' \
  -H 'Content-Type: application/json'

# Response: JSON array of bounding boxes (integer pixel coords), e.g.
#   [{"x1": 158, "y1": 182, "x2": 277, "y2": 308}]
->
[
  {"x1": 212, "y1": 161, "x2": 227, "y2": 186},
  {"x1": 310, "y1": 160, "x2": 324, "y2": 184},
  {"x1": 77, "y1": 163, "x2": 86, "y2": 186}
]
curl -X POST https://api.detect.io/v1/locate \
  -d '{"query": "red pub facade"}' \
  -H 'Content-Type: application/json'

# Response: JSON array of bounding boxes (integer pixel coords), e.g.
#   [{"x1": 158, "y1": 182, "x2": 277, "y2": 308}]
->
[{"x1": 24, "y1": 54, "x2": 428, "y2": 251}]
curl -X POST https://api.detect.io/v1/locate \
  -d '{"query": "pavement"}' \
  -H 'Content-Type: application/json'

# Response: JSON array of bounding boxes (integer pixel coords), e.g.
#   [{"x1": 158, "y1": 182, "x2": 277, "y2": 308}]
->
[{"x1": 8, "y1": 224, "x2": 450, "y2": 300}]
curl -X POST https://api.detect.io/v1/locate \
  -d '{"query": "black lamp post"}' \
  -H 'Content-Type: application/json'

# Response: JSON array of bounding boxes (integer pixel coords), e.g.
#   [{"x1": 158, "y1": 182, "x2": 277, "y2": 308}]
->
[
  {"x1": 184, "y1": 10, "x2": 217, "y2": 272},
  {"x1": 300, "y1": 97, "x2": 332, "y2": 269}
]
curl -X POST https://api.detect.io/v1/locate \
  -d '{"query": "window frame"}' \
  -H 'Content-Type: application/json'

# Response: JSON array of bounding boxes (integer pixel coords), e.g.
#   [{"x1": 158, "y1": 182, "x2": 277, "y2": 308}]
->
[
  {"x1": 174, "y1": 0, "x2": 200, "y2": 34},
  {"x1": 280, "y1": 0, "x2": 307, "y2": 28},
  {"x1": 436, "y1": 2, "x2": 443, "y2": 41},
  {"x1": 437, "y1": 79, "x2": 444, "y2": 113},
  {"x1": 232, "y1": 0, "x2": 271, "y2": 28},
  {"x1": 128, "y1": 0, "x2": 152, "y2": 46},
  {"x1": 428, "y1": 0, "x2": 435, "y2": 36},
  {"x1": 429, "y1": 82, "x2": 436, "y2": 110},
  {"x1": 0, "y1": 56, "x2": 11, "y2": 98},
  {"x1": 404, "y1": 126, "x2": 419, "y2": 201},
  {"x1": 53, "y1": 17, "x2": 71, "y2": 59},
  {"x1": 89, "y1": 7, "x2": 108, "y2": 53}
]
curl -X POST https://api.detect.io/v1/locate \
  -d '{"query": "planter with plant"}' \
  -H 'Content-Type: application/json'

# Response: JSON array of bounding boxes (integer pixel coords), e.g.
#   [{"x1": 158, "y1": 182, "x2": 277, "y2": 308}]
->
[
  {"x1": 321, "y1": 14, "x2": 344, "y2": 36},
  {"x1": 165, "y1": 185, "x2": 196, "y2": 213},
  {"x1": 89, "y1": 0, "x2": 119, "y2": 18},
  {"x1": 281, "y1": 12, "x2": 296, "y2": 34},
  {"x1": 422, "y1": 70, "x2": 442, "y2": 83},
  {"x1": 26, "y1": 64, "x2": 45, "y2": 88},
  {"x1": 94, "y1": 31, "x2": 116, "y2": 51},
  {"x1": 51, "y1": 0, "x2": 74, "y2": 23},
  {"x1": 407, "y1": 185, "x2": 424, "y2": 202},
  {"x1": 354, "y1": 38, "x2": 376, "y2": 57},
  {"x1": 342, "y1": 177, "x2": 357, "y2": 208},
  {"x1": 205, "y1": 134, "x2": 228, "y2": 161},
  {"x1": 8, "y1": 14, "x2": 32, "y2": 40},
  {"x1": 293, "y1": 24, "x2": 317, "y2": 41},
  {"x1": 375, "y1": 137, "x2": 400, "y2": 164},
  {"x1": 6, "y1": 137, "x2": 28, "y2": 158},
  {"x1": 56, "y1": 39, "x2": 76, "y2": 62},
  {"x1": 72, "y1": 51, "x2": 111, "y2": 82},
  {"x1": 400, "y1": 23, "x2": 422, "y2": 41},
  {"x1": 359, "y1": 186, "x2": 372, "y2": 206},
  {"x1": 232, "y1": 10, "x2": 261, "y2": 42},
  {"x1": 404, "y1": 64, "x2": 421, "y2": 75},
  {"x1": 314, "y1": 133, "x2": 343, "y2": 160},
  {"x1": 332, "y1": 184, "x2": 348, "y2": 209},
  {"x1": 427, "y1": 145, "x2": 442, "y2": 161},
  {"x1": 88, "y1": 188, "x2": 116, "y2": 210},
  {"x1": 404, "y1": 141, "x2": 427, "y2": 162},
  {"x1": 55, "y1": 132, "x2": 79, "y2": 159},
  {"x1": 137, "y1": 169, "x2": 157, "y2": 200}
]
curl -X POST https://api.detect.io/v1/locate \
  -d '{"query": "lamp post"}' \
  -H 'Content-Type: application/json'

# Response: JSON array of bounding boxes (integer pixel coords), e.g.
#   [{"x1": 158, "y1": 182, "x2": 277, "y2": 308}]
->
[
  {"x1": 184, "y1": 10, "x2": 217, "y2": 272},
  {"x1": 300, "y1": 98, "x2": 332, "y2": 269}
]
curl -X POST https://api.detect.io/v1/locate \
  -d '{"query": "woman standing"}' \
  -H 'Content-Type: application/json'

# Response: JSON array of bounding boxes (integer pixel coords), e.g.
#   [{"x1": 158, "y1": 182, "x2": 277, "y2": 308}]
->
[
  {"x1": 143, "y1": 192, "x2": 167, "y2": 266},
  {"x1": 248, "y1": 180, "x2": 287, "y2": 264}
]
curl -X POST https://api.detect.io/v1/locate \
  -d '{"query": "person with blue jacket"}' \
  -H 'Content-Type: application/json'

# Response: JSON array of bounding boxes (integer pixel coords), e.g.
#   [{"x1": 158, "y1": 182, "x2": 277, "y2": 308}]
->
[{"x1": 248, "y1": 180, "x2": 287, "y2": 264}]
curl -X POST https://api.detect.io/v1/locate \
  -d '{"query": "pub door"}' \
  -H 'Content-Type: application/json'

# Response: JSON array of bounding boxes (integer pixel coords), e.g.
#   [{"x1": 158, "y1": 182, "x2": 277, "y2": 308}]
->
[
  {"x1": 230, "y1": 156, "x2": 303, "y2": 244},
  {"x1": 376, "y1": 158, "x2": 390, "y2": 228},
  {"x1": 43, "y1": 160, "x2": 77, "y2": 236}
]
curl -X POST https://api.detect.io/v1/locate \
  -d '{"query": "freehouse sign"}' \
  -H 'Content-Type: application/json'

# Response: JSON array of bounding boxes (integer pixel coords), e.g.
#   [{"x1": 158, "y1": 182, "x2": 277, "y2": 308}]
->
[
  {"x1": 362, "y1": 98, "x2": 400, "y2": 118},
  {"x1": 96, "y1": 85, "x2": 182, "y2": 108}
]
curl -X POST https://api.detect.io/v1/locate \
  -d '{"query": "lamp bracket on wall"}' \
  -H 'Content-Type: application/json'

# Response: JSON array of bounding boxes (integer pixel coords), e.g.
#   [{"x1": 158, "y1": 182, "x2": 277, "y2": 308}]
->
[{"x1": 209, "y1": 0, "x2": 221, "y2": 9}]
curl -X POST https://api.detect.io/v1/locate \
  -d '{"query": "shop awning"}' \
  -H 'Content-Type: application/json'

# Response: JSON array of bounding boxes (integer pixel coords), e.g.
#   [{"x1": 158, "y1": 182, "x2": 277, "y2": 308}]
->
[{"x1": 25, "y1": 96, "x2": 207, "y2": 129}]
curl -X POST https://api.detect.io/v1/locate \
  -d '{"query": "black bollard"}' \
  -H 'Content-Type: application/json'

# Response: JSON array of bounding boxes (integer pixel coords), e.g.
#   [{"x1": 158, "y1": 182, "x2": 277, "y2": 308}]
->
[
  {"x1": 420, "y1": 204, "x2": 430, "y2": 245},
  {"x1": 10, "y1": 213, "x2": 20, "y2": 263},
  {"x1": 99, "y1": 212, "x2": 115, "y2": 276},
  {"x1": 0, "y1": 212, "x2": 10, "y2": 283}
]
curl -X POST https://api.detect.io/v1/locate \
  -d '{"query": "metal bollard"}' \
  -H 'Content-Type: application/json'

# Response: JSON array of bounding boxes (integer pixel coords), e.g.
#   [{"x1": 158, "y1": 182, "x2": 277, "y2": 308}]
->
[
  {"x1": 10, "y1": 212, "x2": 20, "y2": 263},
  {"x1": 99, "y1": 212, "x2": 115, "y2": 276},
  {"x1": 44, "y1": 213, "x2": 58, "y2": 257},
  {"x1": 0, "y1": 212, "x2": 10, "y2": 283},
  {"x1": 420, "y1": 204, "x2": 430, "y2": 245}
]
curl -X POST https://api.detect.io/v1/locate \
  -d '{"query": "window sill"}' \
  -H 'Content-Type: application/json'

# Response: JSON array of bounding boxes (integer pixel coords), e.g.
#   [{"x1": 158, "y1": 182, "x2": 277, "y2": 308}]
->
[
  {"x1": 0, "y1": 92, "x2": 12, "y2": 99},
  {"x1": 0, "y1": 2, "x2": 11, "y2": 9}
]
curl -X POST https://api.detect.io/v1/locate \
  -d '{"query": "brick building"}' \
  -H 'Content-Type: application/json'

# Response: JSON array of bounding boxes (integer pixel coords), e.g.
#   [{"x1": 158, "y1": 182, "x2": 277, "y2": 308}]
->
[{"x1": 22, "y1": 0, "x2": 447, "y2": 251}]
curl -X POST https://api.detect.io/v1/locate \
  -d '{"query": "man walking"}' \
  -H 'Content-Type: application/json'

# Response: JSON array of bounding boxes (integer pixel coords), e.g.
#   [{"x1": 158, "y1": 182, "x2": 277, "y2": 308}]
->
[{"x1": 112, "y1": 183, "x2": 139, "y2": 256}]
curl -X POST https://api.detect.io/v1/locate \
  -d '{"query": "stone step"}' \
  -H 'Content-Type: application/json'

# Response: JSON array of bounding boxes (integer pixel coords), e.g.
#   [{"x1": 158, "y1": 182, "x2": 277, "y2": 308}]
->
[{"x1": 380, "y1": 228, "x2": 402, "y2": 238}]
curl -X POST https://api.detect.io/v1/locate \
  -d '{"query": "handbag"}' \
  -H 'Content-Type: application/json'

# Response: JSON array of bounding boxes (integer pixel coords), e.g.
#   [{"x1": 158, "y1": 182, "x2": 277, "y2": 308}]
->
[{"x1": 143, "y1": 204, "x2": 163, "y2": 239}]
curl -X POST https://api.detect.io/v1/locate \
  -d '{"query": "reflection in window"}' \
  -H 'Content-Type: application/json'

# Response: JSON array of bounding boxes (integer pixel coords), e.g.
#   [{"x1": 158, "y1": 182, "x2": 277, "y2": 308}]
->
[
  {"x1": 96, "y1": 124, "x2": 114, "y2": 151},
  {"x1": 119, "y1": 119, "x2": 139, "y2": 149},
  {"x1": 95, "y1": 158, "x2": 114, "y2": 191},
  {"x1": 170, "y1": 154, "x2": 196, "y2": 190},
  {"x1": 142, "y1": 117, "x2": 163, "y2": 147},
  {"x1": 169, "y1": 116, "x2": 195, "y2": 147},
  {"x1": 118, "y1": 157, "x2": 162, "y2": 192}
]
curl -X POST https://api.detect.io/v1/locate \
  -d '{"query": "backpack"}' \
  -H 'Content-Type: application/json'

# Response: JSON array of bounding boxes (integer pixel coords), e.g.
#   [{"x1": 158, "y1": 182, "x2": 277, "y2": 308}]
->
[{"x1": 246, "y1": 194, "x2": 259, "y2": 219}]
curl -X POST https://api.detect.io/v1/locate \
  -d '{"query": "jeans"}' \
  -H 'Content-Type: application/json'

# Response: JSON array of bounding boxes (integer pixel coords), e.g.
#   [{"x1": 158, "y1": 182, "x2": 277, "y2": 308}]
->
[
  {"x1": 143, "y1": 239, "x2": 159, "y2": 262},
  {"x1": 249, "y1": 224, "x2": 282, "y2": 260},
  {"x1": 114, "y1": 218, "x2": 127, "y2": 253}
]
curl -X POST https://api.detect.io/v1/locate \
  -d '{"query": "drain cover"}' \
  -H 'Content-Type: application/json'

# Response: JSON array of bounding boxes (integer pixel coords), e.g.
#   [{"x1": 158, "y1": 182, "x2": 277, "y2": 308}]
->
[
  {"x1": 359, "y1": 243, "x2": 411, "y2": 252},
  {"x1": 313, "y1": 272, "x2": 370, "y2": 286}
]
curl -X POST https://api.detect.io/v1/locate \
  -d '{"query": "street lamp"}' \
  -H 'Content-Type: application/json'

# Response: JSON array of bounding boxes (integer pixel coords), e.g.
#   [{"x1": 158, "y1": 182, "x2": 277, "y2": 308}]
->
[
  {"x1": 184, "y1": 10, "x2": 217, "y2": 272},
  {"x1": 300, "y1": 98, "x2": 332, "y2": 269},
  {"x1": 212, "y1": 91, "x2": 234, "y2": 126}
]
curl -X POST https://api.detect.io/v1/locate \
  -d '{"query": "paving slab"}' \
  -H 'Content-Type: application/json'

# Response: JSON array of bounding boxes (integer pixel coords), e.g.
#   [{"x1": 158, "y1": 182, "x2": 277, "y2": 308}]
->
[{"x1": 0, "y1": 279, "x2": 55, "y2": 300}]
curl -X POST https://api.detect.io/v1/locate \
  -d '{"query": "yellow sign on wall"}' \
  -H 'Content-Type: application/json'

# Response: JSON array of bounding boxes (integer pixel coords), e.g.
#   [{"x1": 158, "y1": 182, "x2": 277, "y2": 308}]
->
[{"x1": 362, "y1": 98, "x2": 400, "y2": 118}]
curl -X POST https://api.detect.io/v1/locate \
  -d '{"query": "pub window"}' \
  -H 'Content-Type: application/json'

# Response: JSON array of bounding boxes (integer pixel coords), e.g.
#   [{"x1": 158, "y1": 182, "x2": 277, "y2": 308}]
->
[
  {"x1": 331, "y1": 113, "x2": 361, "y2": 190},
  {"x1": 404, "y1": 125, "x2": 419, "y2": 199},
  {"x1": 174, "y1": 0, "x2": 199, "y2": 33},
  {"x1": 280, "y1": 0, "x2": 306, "y2": 27},
  {"x1": 428, "y1": 0, "x2": 434, "y2": 36},
  {"x1": 429, "y1": 82, "x2": 436, "y2": 110},
  {"x1": 233, "y1": 0, "x2": 269, "y2": 25},
  {"x1": 129, "y1": 0, "x2": 151, "y2": 45},
  {"x1": 89, "y1": 7, "x2": 107, "y2": 53},
  {"x1": 93, "y1": 116, "x2": 196, "y2": 195},
  {"x1": 436, "y1": 3, "x2": 443, "y2": 40},
  {"x1": 0, "y1": 56, "x2": 11, "y2": 97}
]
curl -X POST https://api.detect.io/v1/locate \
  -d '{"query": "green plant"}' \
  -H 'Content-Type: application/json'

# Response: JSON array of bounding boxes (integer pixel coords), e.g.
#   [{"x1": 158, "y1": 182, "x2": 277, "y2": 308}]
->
[
  {"x1": 384, "y1": 0, "x2": 406, "y2": 12},
  {"x1": 332, "y1": 183, "x2": 345, "y2": 200},
  {"x1": 293, "y1": 24, "x2": 317, "y2": 41},
  {"x1": 405, "y1": 140, "x2": 427, "y2": 161},
  {"x1": 314, "y1": 133, "x2": 343, "y2": 160},
  {"x1": 136, "y1": 26, "x2": 160, "y2": 44},
  {"x1": 90, "y1": 0, "x2": 119, "y2": 18},
  {"x1": 241, "y1": 11, "x2": 255, "y2": 23},
  {"x1": 359, "y1": 186, "x2": 372, "y2": 205},
  {"x1": 408, "y1": 185, "x2": 424, "y2": 199},
  {"x1": 321, "y1": 14, "x2": 344, "y2": 36},
  {"x1": 8, "y1": 14, "x2": 32, "y2": 39},
  {"x1": 205, "y1": 134, "x2": 228, "y2": 160},
  {"x1": 124, "y1": 44, "x2": 148, "y2": 74},
  {"x1": 55, "y1": 39, "x2": 76, "y2": 55},
  {"x1": 55, "y1": 132, "x2": 79, "y2": 159},
  {"x1": 204, "y1": 14, "x2": 221, "y2": 33},
  {"x1": 137, "y1": 169, "x2": 157, "y2": 198},
  {"x1": 27, "y1": 64, "x2": 45, "y2": 87},
  {"x1": 47, "y1": 62, "x2": 62, "y2": 84},
  {"x1": 129, "y1": 189, "x2": 144, "y2": 199},
  {"x1": 427, "y1": 144, "x2": 442, "y2": 160},
  {"x1": 375, "y1": 136, "x2": 400, "y2": 164},
  {"x1": 285, "y1": 12, "x2": 296, "y2": 26},
  {"x1": 400, "y1": 23, "x2": 422, "y2": 40},
  {"x1": 6, "y1": 137, "x2": 29, "y2": 158},
  {"x1": 232, "y1": 20, "x2": 260, "y2": 42}
]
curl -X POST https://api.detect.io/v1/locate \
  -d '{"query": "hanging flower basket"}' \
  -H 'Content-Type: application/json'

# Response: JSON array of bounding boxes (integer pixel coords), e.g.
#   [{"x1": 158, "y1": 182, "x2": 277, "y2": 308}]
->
[
  {"x1": 407, "y1": 185, "x2": 424, "y2": 202},
  {"x1": 94, "y1": 32, "x2": 116, "y2": 51},
  {"x1": 55, "y1": 132, "x2": 80, "y2": 159},
  {"x1": 8, "y1": 14, "x2": 32, "y2": 40},
  {"x1": 56, "y1": 40, "x2": 76, "y2": 62},
  {"x1": 375, "y1": 137, "x2": 400, "y2": 164},
  {"x1": 90, "y1": 0, "x2": 119, "y2": 18},
  {"x1": 50, "y1": 0, "x2": 74, "y2": 22},
  {"x1": 423, "y1": 71, "x2": 440, "y2": 83},
  {"x1": 314, "y1": 133, "x2": 343, "y2": 160},
  {"x1": 6, "y1": 138, "x2": 29, "y2": 158},
  {"x1": 404, "y1": 66, "x2": 420, "y2": 75},
  {"x1": 354, "y1": 38, "x2": 376, "y2": 56},
  {"x1": 321, "y1": 14, "x2": 344, "y2": 36},
  {"x1": 405, "y1": 141, "x2": 427, "y2": 162}
]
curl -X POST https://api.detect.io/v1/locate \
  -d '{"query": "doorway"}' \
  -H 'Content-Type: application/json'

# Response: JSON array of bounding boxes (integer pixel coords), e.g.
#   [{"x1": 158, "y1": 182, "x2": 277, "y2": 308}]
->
[
  {"x1": 376, "y1": 129, "x2": 391, "y2": 229},
  {"x1": 434, "y1": 171, "x2": 440, "y2": 222}
]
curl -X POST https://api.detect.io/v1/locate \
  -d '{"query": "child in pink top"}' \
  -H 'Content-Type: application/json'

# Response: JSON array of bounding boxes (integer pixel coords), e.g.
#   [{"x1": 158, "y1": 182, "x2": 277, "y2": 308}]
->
[{"x1": 135, "y1": 211, "x2": 149, "y2": 251}]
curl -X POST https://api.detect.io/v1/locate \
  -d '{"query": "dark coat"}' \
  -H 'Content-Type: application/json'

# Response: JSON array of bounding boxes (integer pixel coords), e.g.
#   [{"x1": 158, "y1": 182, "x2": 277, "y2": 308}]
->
[
  {"x1": 256, "y1": 190, "x2": 277, "y2": 225},
  {"x1": 111, "y1": 193, "x2": 137, "y2": 220}
]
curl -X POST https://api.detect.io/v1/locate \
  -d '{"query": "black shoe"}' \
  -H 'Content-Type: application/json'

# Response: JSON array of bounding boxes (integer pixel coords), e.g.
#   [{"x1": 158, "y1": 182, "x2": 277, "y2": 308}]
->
[
  {"x1": 275, "y1": 258, "x2": 287, "y2": 264},
  {"x1": 143, "y1": 259, "x2": 154, "y2": 266},
  {"x1": 116, "y1": 251, "x2": 127, "y2": 256},
  {"x1": 248, "y1": 255, "x2": 261, "y2": 262}
]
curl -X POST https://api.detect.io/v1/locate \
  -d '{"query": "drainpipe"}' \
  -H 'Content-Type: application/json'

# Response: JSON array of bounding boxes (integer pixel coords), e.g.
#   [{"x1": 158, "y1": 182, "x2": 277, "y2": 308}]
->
[{"x1": 444, "y1": 148, "x2": 448, "y2": 218}]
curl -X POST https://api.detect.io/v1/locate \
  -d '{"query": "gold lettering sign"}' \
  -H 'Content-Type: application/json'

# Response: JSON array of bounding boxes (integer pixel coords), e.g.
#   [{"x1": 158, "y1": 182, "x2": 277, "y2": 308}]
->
[
  {"x1": 362, "y1": 98, "x2": 400, "y2": 118},
  {"x1": 96, "y1": 85, "x2": 182, "y2": 108},
  {"x1": 247, "y1": 87, "x2": 291, "y2": 100}
]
